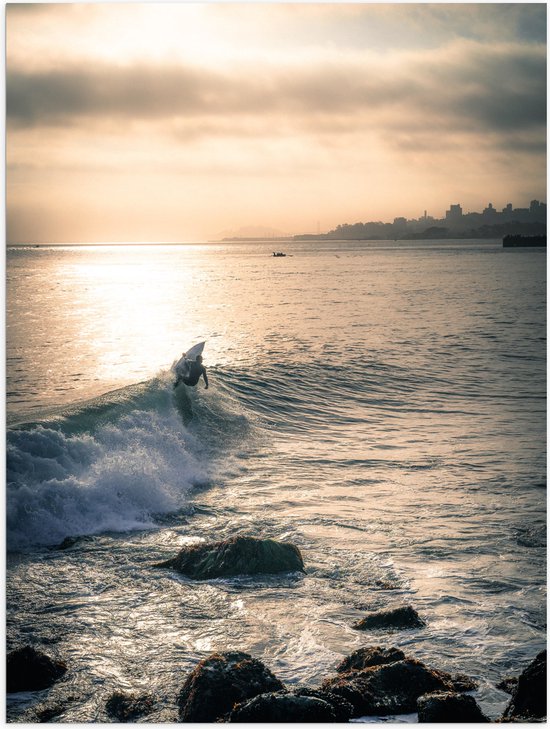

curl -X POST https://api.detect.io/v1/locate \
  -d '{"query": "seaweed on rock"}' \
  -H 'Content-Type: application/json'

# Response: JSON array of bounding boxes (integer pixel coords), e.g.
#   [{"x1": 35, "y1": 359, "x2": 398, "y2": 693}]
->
[
  {"x1": 322, "y1": 648, "x2": 477, "y2": 719},
  {"x1": 155, "y1": 535, "x2": 305, "y2": 579},
  {"x1": 177, "y1": 651, "x2": 285, "y2": 722}
]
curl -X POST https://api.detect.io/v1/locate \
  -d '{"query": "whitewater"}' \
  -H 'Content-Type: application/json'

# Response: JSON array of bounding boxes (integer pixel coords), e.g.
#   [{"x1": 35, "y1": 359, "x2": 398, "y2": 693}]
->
[{"x1": 6, "y1": 240, "x2": 546, "y2": 721}]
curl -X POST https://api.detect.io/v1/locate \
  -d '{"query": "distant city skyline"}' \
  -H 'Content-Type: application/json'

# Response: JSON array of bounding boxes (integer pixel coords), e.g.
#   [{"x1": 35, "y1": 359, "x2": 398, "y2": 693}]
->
[
  {"x1": 6, "y1": 3, "x2": 546, "y2": 244},
  {"x1": 222, "y1": 198, "x2": 547, "y2": 240},
  {"x1": 314, "y1": 197, "x2": 547, "y2": 240}
]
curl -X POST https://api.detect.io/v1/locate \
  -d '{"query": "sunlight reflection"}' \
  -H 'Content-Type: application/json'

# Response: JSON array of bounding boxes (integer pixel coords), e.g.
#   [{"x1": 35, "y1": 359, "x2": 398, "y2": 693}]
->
[{"x1": 66, "y1": 248, "x2": 201, "y2": 382}]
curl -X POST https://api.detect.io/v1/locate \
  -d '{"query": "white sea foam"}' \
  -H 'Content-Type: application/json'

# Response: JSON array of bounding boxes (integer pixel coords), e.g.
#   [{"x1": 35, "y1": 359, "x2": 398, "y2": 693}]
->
[{"x1": 7, "y1": 407, "x2": 209, "y2": 550}]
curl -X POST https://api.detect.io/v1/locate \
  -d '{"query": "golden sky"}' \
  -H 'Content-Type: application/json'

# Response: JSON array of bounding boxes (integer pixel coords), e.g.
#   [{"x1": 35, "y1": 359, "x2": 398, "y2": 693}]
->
[{"x1": 6, "y1": 2, "x2": 547, "y2": 243}]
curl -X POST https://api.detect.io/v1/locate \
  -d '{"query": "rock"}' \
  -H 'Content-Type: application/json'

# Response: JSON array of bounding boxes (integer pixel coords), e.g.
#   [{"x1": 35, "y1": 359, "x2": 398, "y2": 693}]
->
[
  {"x1": 7, "y1": 645, "x2": 67, "y2": 693},
  {"x1": 503, "y1": 650, "x2": 546, "y2": 721},
  {"x1": 417, "y1": 691, "x2": 490, "y2": 722},
  {"x1": 451, "y1": 673, "x2": 479, "y2": 691},
  {"x1": 29, "y1": 695, "x2": 76, "y2": 722},
  {"x1": 497, "y1": 677, "x2": 519, "y2": 695},
  {"x1": 177, "y1": 651, "x2": 285, "y2": 722},
  {"x1": 53, "y1": 535, "x2": 94, "y2": 550},
  {"x1": 292, "y1": 688, "x2": 354, "y2": 722},
  {"x1": 35, "y1": 703, "x2": 65, "y2": 722},
  {"x1": 353, "y1": 605, "x2": 426, "y2": 631},
  {"x1": 155, "y1": 535, "x2": 305, "y2": 579},
  {"x1": 105, "y1": 691, "x2": 156, "y2": 722},
  {"x1": 228, "y1": 689, "x2": 352, "y2": 723},
  {"x1": 336, "y1": 646, "x2": 406, "y2": 673},
  {"x1": 322, "y1": 658, "x2": 456, "y2": 717}
]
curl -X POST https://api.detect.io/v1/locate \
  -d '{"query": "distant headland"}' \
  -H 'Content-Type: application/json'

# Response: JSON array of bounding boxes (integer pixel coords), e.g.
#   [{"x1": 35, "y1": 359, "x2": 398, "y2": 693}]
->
[{"x1": 222, "y1": 200, "x2": 547, "y2": 242}]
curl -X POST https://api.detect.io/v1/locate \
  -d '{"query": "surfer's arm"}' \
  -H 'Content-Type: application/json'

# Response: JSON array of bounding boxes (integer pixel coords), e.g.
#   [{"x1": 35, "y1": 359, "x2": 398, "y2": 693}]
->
[{"x1": 202, "y1": 368, "x2": 209, "y2": 389}]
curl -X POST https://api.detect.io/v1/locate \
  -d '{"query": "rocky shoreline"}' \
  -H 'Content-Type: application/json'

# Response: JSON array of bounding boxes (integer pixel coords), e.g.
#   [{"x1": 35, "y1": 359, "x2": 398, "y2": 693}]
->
[
  {"x1": 7, "y1": 642, "x2": 547, "y2": 723},
  {"x1": 7, "y1": 536, "x2": 547, "y2": 723}
]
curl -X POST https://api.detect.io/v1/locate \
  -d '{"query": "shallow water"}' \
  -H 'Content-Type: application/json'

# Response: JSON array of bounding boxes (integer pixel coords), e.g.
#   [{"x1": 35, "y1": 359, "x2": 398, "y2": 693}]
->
[{"x1": 6, "y1": 240, "x2": 546, "y2": 721}]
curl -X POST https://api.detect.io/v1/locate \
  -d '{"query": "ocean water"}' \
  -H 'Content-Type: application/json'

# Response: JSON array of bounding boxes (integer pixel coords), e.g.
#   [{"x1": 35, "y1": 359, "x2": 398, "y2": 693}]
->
[{"x1": 6, "y1": 240, "x2": 546, "y2": 722}]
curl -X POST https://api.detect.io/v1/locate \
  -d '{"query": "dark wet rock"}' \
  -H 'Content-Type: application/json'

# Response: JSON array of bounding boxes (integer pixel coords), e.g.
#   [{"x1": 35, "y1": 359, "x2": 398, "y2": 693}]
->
[
  {"x1": 35, "y1": 703, "x2": 65, "y2": 722},
  {"x1": 105, "y1": 691, "x2": 156, "y2": 722},
  {"x1": 53, "y1": 535, "x2": 94, "y2": 550},
  {"x1": 138, "y1": 705, "x2": 179, "y2": 723},
  {"x1": 451, "y1": 672, "x2": 479, "y2": 692},
  {"x1": 7, "y1": 645, "x2": 67, "y2": 693},
  {"x1": 155, "y1": 535, "x2": 305, "y2": 579},
  {"x1": 24, "y1": 695, "x2": 76, "y2": 723},
  {"x1": 503, "y1": 650, "x2": 546, "y2": 721},
  {"x1": 336, "y1": 646, "x2": 406, "y2": 673},
  {"x1": 293, "y1": 687, "x2": 354, "y2": 722},
  {"x1": 321, "y1": 658, "x2": 457, "y2": 717},
  {"x1": 353, "y1": 605, "x2": 426, "y2": 631},
  {"x1": 335, "y1": 647, "x2": 476, "y2": 693},
  {"x1": 177, "y1": 651, "x2": 285, "y2": 722},
  {"x1": 417, "y1": 691, "x2": 490, "y2": 723},
  {"x1": 228, "y1": 688, "x2": 353, "y2": 723},
  {"x1": 373, "y1": 578, "x2": 401, "y2": 590},
  {"x1": 497, "y1": 676, "x2": 519, "y2": 694}
]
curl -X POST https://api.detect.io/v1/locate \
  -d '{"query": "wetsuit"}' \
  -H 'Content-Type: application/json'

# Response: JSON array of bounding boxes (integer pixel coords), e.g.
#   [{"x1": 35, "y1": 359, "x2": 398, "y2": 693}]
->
[{"x1": 175, "y1": 360, "x2": 208, "y2": 388}]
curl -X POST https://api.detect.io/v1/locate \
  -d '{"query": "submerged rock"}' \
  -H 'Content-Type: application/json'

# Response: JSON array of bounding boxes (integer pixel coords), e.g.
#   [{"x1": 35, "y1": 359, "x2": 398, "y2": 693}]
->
[
  {"x1": 502, "y1": 650, "x2": 546, "y2": 721},
  {"x1": 177, "y1": 651, "x2": 285, "y2": 722},
  {"x1": 154, "y1": 535, "x2": 305, "y2": 579},
  {"x1": 497, "y1": 676, "x2": 519, "y2": 695},
  {"x1": 353, "y1": 605, "x2": 426, "y2": 631},
  {"x1": 34, "y1": 697, "x2": 77, "y2": 723},
  {"x1": 336, "y1": 646, "x2": 407, "y2": 673},
  {"x1": 417, "y1": 691, "x2": 490, "y2": 723},
  {"x1": 35, "y1": 704, "x2": 65, "y2": 722},
  {"x1": 7, "y1": 645, "x2": 67, "y2": 693},
  {"x1": 322, "y1": 657, "x2": 458, "y2": 717},
  {"x1": 450, "y1": 672, "x2": 479, "y2": 692},
  {"x1": 53, "y1": 535, "x2": 94, "y2": 551},
  {"x1": 105, "y1": 691, "x2": 156, "y2": 722},
  {"x1": 228, "y1": 688, "x2": 353, "y2": 723}
]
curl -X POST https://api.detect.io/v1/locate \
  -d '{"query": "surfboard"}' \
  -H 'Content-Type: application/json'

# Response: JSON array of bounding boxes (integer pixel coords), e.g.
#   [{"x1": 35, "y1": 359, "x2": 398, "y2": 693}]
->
[
  {"x1": 184, "y1": 341, "x2": 205, "y2": 361},
  {"x1": 174, "y1": 341, "x2": 205, "y2": 375}
]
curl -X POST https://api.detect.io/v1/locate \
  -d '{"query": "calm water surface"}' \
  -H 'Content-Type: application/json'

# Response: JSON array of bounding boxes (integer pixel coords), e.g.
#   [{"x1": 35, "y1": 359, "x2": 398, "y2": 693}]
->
[{"x1": 6, "y1": 240, "x2": 546, "y2": 721}]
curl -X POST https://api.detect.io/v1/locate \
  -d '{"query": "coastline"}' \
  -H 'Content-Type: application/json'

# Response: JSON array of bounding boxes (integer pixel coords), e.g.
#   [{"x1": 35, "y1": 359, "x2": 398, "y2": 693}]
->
[{"x1": 8, "y1": 531, "x2": 546, "y2": 723}]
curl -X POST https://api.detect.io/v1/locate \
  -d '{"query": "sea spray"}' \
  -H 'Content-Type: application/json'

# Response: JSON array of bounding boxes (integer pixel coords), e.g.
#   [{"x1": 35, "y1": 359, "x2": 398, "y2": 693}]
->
[{"x1": 7, "y1": 403, "x2": 208, "y2": 551}]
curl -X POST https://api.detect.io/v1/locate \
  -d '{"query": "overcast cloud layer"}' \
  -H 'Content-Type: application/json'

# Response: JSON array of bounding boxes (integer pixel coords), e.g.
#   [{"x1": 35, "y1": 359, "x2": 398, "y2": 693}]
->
[{"x1": 6, "y1": 3, "x2": 547, "y2": 243}]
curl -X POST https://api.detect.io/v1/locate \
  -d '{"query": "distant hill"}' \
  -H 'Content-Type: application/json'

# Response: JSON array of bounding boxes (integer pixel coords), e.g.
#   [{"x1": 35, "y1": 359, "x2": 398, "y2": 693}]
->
[{"x1": 218, "y1": 225, "x2": 288, "y2": 240}]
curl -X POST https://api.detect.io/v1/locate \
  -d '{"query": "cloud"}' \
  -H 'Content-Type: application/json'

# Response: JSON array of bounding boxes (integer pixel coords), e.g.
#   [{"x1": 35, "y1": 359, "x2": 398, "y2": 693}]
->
[
  {"x1": 6, "y1": 5, "x2": 546, "y2": 243},
  {"x1": 7, "y1": 65, "x2": 227, "y2": 126},
  {"x1": 7, "y1": 39, "x2": 546, "y2": 152},
  {"x1": 6, "y1": 3, "x2": 52, "y2": 15}
]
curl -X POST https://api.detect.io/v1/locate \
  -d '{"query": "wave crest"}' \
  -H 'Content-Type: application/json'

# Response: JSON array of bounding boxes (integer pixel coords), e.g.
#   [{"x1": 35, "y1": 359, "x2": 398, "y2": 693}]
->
[{"x1": 7, "y1": 387, "x2": 211, "y2": 551}]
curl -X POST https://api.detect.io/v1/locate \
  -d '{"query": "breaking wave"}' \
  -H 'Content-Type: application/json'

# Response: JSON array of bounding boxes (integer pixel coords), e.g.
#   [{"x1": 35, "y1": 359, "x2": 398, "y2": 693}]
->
[{"x1": 6, "y1": 372, "x2": 249, "y2": 551}]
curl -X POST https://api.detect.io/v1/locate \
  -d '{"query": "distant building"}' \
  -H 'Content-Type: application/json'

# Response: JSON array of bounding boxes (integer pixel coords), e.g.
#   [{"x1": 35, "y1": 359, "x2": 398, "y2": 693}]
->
[
  {"x1": 445, "y1": 204, "x2": 463, "y2": 222},
  {"x1": 530, "y1": 199, "x2": 547, "y2": 217}
]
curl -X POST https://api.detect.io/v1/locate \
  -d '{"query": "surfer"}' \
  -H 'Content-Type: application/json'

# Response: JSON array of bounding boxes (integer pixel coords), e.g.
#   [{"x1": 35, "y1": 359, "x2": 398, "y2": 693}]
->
[{"x1": 174, "y1": 354, "x2": 209, "y2": 389}]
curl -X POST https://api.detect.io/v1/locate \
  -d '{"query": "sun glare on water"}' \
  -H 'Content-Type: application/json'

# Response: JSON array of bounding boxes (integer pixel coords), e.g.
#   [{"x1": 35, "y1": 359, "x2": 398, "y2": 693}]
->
[{"x1": 66, "y1": 248, "x2": 199, "y2": 382}]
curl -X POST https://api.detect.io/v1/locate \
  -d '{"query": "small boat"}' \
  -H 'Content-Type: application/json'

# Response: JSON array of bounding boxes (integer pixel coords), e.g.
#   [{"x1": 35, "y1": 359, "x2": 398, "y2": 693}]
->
[{"x1": 272, "y1": 251, "x2": 287, "y2": 257}]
